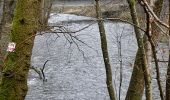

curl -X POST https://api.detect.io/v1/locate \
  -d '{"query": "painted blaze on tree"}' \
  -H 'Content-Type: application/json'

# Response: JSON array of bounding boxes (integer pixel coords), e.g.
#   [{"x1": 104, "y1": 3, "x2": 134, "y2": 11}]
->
[{"x1": 0, "y1": 0, "x2": 41, "y2": 100}]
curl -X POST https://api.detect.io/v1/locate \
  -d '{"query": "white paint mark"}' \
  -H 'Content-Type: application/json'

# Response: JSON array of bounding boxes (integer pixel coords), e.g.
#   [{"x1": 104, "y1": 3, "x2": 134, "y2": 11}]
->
[{"x1": 7, "y1": 42, "x2": 16, "y2": 52}]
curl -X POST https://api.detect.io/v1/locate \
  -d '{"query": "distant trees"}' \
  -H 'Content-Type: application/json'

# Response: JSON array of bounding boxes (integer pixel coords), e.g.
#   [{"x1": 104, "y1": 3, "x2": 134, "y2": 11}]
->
[{"x1": 0, "y1": 0, "x2": 41, "y2": 99}]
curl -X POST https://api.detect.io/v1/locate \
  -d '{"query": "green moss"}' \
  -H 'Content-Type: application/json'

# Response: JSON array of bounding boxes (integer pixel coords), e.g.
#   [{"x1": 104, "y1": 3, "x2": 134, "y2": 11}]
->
[
  {"x1": 128, "y1": 0, "x2": 136, "y2": 7},
  {"x1": 0, "y1": 0, "x2": 41, "y2": 99}
]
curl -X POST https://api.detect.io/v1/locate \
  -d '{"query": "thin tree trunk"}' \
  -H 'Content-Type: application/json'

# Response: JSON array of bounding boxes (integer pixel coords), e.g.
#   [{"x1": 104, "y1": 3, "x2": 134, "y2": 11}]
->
[
  {"x1": 160, "y1": 0, "x2": 169, "y2": 23},
  {"x1": 95, "y1": 0, "x2": 116, "y2": 100},
  {"x1": 145, "y1": 8, "x2": 164, "y2": 100},
  {"x1": 0, "y1": 0, "x2": 41, "y2": 99},
  {"x1": 144, "y1": 0, "x2": 165, "y2": 99},
  {"x1": 126, "y1": 0, "x2": 152, "y2": 100},
  {"x1": 41, "y1": 0, "x2": 52, "y2": 26},
  {"x1": 141, "y1": 1, "x2": 165, "y2": 99},
  {"x1": 166, "y1": 0, "x2": 170, "y2": 99},
  {"x1": 0, "y1": 0, "x2": 4, "y2": 61},
  {"x1": 0, "y1": 0, "x2": 4, "y2": 34}
]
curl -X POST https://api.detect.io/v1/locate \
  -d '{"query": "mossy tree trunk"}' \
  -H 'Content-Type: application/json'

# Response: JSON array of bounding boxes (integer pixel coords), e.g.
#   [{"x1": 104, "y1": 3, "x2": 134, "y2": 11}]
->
[
  {"x1": 0, "y1": 0, "x2": 41, "y2": 100},
  {"x1": 95, "y1": 0, "x2": 116, "y2": 100},
  {"x1": 125, "y1": 50, "x2": 145, "y2": 100}
]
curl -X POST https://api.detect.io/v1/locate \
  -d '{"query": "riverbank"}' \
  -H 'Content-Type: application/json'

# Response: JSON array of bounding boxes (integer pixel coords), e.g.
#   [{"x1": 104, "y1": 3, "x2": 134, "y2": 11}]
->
[{"x1": 51, "y1": 1, "x2": 130, "y2": 20}]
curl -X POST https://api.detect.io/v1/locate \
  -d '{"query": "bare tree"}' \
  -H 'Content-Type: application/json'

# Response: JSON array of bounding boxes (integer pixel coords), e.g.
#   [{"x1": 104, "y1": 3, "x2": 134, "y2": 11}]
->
[{"x1": 95, "y1": 0, "x2": 116, "y2": 100}]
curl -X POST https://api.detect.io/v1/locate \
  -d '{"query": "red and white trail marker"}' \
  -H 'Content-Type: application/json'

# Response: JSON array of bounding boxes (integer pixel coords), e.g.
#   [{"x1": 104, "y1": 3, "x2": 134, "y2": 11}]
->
[{"x1": 7, "y1": 42, "x2": 16, "y2": 52}]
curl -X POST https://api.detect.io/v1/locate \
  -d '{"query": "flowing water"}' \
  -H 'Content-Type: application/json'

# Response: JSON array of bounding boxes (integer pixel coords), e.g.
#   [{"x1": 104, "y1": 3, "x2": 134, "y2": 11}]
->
[{"x1": 25, "y1": 13, "x2": 167, "y2": 100}]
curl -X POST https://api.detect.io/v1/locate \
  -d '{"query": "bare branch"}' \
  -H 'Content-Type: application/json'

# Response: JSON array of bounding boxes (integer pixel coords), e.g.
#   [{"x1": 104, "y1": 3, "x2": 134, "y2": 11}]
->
[{"x1": 141, "y1": 0, "x2": 169, "y2": 29}]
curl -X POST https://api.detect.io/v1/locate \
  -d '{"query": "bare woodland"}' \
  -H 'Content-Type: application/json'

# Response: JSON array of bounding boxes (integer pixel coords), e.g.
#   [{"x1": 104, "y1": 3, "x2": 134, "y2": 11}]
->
[{"x1": 0, "y1": 0, "x2": 169, "y2": 100}]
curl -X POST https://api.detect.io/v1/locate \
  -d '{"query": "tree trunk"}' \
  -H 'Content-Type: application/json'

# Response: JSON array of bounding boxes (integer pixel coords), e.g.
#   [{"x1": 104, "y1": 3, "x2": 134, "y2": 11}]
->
[
  {"x1": 0, "y1": 0, "x2": 4, "y2": 62},
  {"x1": 125, "y1": 50, "x2": 145, "y2": 100},
  {"x1": 144, "y1": 4, "x2": 164, "y2": 100},
  {"x1": 166, "y1": 0, "x2": 170, "y2": 99},
  {"x1": 0, "y1": 0, "x2": 4, "y2": 34},
  {"x1": 160, "y1": 0, "x2": 169, "y2": 23},
  {"x1": 95, "y1": 0, "x2": 116, "y2": 100},
  {"x1": 0, "y1": 0, "x2": 41, "y2": 99},
  {"x1": 126, "y1": 0, "x2": 152, "y2": 100},
  {"x1": 0, "y1": 0, "x2": 16, "y2": 72},
  {"x1": 125, "y1": 0, "x2": 164, "y2": 99},
  {"x1": 41, "y1": 0, "x2": 52, "y2": 26},
  {"x1": 3, "y1": 0, "x2": 15, "y2": 23}
]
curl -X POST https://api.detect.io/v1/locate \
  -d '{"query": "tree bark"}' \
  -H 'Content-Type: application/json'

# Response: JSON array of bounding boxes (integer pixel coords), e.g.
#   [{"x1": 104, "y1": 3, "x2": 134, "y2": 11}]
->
[
  {"x1": 126, "y1": 0, "x2": 152, "y2": 100},
  {"x1": 160, "y1": 0, "x2": 169, "y2": 23},
  {"x1": 142, "y1": 0, "x2": 164, "y2": 99},
  {"x1": 95, "y1": 0, "x2": 116, "y2": 100},
  {"x1": 0, "y1": 0, "x2": 16, "y2": 72},
  {"x1": 41, "y1": 0, "x2": 52, "y2": 26},
  {"x1": 0, "y1": 0, "x2": 4, "y2": 61},
  {"x1": 166, "y1": 0, "x2": 170, "y2": 99},
  {"x1": 0, "y1": 0, "x2": 41, "y2": 99},
  {"x1": 144, "y1": 6, "x2": 164, "y2": 100},
  {"x1": 125, "y1": 0, "x2": 164, "y2": 99}
]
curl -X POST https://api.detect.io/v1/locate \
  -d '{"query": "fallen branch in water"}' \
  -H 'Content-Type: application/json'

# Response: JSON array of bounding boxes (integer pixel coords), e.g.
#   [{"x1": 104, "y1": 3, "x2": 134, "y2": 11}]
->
[{"x1": 30, "y1": 60, "x2": 49, "y2": 82}]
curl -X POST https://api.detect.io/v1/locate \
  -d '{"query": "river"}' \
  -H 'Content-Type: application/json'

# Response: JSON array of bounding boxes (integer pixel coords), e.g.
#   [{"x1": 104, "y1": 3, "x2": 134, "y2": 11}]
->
[
  {"x1": 25, "y1": 13, "x2": 167, "y2": 100},
  {"x1": 53, "y1": 0, "x2": 123, "y2": 6}
]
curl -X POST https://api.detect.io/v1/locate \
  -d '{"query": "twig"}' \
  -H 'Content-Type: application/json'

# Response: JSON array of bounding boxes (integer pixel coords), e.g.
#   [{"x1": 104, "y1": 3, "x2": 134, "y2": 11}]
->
[
  {"x1": 142, "y1": 2, "x2": 164, "y2": 100},
  {"x1": 141, "y1": 0, "x2": 169, "y2": 29},
  {"x1": 30, "y1": 66, "x2": 42, "y2": 79},
  {"x1": 40, "y1": 60, "x2": 49, "y2": 82}
]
